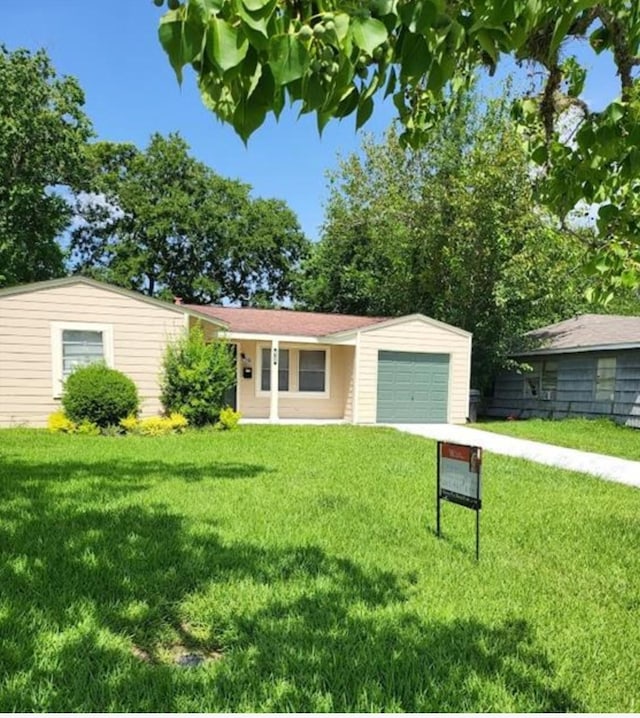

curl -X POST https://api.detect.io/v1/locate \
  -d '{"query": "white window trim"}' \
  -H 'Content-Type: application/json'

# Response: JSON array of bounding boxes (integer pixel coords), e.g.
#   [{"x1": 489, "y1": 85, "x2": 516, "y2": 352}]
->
[
  {"x1": 256, "y1": 343, "x2": 331, "y2": 399},
  {"x1": 50, "y1": 322, "x2": 115, "y2": 399}
]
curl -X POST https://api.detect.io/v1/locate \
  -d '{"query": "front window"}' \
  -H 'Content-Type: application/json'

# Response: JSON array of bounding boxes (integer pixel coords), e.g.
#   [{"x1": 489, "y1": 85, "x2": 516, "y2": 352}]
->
[
  {"x1": 595, "y1": 357, "x2": 616, "y2": 401},
  {"x1": 261, "y1": 348, "x2": 290, "y2": 391},
  {"x1": 62, "y1": 329, "x2": 104, "y2": 379},
  {"x1": 298, "y1": 350, "x2": 326, "y2": 392}
]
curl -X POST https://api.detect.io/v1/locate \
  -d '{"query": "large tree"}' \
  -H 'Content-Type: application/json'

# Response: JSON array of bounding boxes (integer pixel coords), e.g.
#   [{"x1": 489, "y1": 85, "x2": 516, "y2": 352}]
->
[
  {"x1": 0, "y1": 46, "x2": 92, "y2": 287},
  {"x1": 300, "y1": 94, "x2": 632, "y2": 389},
  {"x1": 71, "y1": 133, "x2": 309, "y2": 305},
  {"x1": 154, "y1": 1, "x2": 640, "y2": 295}
]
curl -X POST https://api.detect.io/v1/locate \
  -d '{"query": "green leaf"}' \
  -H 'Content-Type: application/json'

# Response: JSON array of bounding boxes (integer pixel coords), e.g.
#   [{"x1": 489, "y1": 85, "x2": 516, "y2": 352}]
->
[
  {"x1": 233, "y1": 93, "x2": 268, "y2": 143},
  {"x1": 206, "y1": 17, "x2": 249, "y2": 72},
  {"x1": 598, "y1": 204, "x2": 619, "y2": 223},
  {"x1": 384, "y1": 66, "x2": 397, "y2": 98},
  {"x1": 237, "y1": 5, "x2": 270, "y2": 38},
  {"x1": 356, "y1": 95, "x2": 374, "y2": 129},
  {"x1": 334, "y1": 13, "x2": 351, "y2": 42},
  {"x1": 400, "y1": 32, "x2": 430, "y2": 79},
  {"x1": 351, "y1": 17, "x2": 388, "y2": 55},
  {"x1": 159, "y1": 10, "x2": 202, "y2": 84},
  {"x1": 268, "y1": 35, "x2": 309, "y2": 85},
  {"x1": 334, "y1": 87, "x2": 359, "y2": 118},
  {"x1": 399, "y1": 0, "x2": 438, "y2": 34},
  {"x1": 242, "y1": 0, "x2": 272, "y2": 11},
  {"x1": 476, "y1": 29, "x2": 497, "y2": 64}
]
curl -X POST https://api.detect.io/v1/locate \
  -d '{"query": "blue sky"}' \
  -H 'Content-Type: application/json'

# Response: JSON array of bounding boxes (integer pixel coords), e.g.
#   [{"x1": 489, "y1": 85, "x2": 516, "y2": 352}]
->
[{"x1": 4, "y1": 1, "x2": 620, "y2": 242}]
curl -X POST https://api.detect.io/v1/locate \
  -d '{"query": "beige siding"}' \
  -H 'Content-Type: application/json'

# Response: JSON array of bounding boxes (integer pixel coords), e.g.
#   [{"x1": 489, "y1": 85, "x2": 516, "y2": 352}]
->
[
  {"x1": 0, "y1": 284, "x2": 186, "y2": 427},
  {"x1": 235, "y1": 340, "x2": 354, "y2": 420},
  {"x1": 356, "y1": 318, "x2": 471, "y2": 424}
]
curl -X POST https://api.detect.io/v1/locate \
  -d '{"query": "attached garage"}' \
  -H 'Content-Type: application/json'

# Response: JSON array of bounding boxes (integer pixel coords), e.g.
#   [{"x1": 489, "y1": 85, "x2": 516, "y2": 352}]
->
[
  {"x1": 351, "y1": 314, "x2": 472, "y2": 425},
  {"x1": 376, "y1": 351, "x2": 450, "y2": 423}
]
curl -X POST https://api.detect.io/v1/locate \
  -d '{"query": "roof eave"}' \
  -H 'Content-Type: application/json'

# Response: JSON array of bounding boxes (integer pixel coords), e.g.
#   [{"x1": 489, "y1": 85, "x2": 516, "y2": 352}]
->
[
  {"x1": 0, "y1": 276, "x2": 229, "y2": 330},
  {"x1": 515, "y1": 341, "x2": 640, "y2": 356}
]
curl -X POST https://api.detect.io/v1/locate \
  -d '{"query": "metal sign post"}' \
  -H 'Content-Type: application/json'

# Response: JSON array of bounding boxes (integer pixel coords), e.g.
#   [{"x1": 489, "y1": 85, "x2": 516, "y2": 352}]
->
[{"x1": 436, "y1": 441, "x2": 482, "y2": 560}]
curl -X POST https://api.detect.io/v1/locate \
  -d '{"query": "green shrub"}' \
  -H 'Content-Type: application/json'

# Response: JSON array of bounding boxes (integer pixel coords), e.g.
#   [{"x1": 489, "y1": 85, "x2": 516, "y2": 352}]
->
[
  {"x1": 160, "y1": 325, "x2": 236, "y2": 427},
  {"x1": 215, "y1": 406, "x2": 242, "y2": 431},
  {"x1": 62, "y1": 363, "x2": 139, "y2": 428}
]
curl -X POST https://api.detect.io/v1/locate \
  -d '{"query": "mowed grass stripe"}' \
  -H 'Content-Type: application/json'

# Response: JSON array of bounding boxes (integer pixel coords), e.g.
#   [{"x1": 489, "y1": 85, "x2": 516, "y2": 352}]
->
[
  {"x1": 0, "y1": 426, "x2": 638, "y2": 712},
  {"x1": 475, "y1": 417, "x2": 640, "y2": 461}
]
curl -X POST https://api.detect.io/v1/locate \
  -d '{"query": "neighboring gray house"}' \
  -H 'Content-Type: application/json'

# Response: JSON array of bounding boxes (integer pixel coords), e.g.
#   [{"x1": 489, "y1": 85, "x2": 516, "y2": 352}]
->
[{"x1": 487, "y1": 314, "x2": 640, "y2": 427}]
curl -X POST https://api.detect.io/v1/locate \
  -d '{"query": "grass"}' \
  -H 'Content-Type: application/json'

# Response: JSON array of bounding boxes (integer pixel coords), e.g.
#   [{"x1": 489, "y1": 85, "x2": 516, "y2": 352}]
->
[
  {"x1": 1, "y1": 425, "x2": 639, "y2": 712},
  {"x1": 474, "y1": 417, "x2": 640, "y2": 461}
]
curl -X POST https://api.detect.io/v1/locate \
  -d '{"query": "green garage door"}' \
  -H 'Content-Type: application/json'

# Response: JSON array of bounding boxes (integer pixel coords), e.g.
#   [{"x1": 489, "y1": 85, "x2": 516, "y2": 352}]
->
[{"x1": 376, "y1": 350, "x2": 449, "y2": 423}]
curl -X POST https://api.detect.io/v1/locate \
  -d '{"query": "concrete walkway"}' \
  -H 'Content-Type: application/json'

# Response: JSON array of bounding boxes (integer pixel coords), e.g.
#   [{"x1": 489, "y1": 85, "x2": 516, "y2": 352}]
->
[{"x1": 389, "y1": 423, "x2": 640, "y2": 489}]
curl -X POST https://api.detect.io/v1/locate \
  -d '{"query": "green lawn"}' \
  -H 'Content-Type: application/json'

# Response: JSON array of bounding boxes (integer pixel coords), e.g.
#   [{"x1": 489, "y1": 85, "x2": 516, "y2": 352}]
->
[
  {"x1": 474, "y1": 417, "x2": 640, "y2": 461},
  {"x1": 1, "y1": 426, "x2": 639, "y2": 712}
]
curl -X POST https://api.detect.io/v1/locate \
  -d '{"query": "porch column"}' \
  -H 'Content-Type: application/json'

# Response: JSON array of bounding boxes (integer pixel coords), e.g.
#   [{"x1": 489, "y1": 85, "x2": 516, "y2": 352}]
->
[{"x1": 269, "y1": 338, "x2": 279, "y2": 421}]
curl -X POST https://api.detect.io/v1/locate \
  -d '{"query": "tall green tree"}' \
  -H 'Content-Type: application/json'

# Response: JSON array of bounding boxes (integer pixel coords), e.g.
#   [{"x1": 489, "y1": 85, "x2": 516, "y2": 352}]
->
[
  {"x1": 71, "y1": 133, "x2": 309, "y2": 305},
  {"x1": 0, "y1": 46, "x2": 92, "y2": 287},
  {"x1": 301, "y1": 95, "x2": 622, "y2": 390},
  {"x1": 154, "y1": 0, "x2": 640, "y2": 294}
]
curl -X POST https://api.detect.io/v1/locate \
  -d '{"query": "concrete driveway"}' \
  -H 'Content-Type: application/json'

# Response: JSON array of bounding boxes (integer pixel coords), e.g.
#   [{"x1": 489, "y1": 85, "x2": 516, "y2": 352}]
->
[{"x1": 389, "y1": 423, "x2": 640, "y2": 489}]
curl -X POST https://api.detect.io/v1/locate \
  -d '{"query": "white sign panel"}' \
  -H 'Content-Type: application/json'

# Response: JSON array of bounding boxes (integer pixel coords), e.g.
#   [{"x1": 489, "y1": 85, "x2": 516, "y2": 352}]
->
[{"x1": 439, "y1": 442, "x2": 482, "y2": 506}]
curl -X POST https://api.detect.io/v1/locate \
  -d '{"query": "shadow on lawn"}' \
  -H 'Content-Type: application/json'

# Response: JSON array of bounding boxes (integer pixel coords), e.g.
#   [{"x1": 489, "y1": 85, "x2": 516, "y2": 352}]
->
[
  {"x1": 0, "y1": 456, "x2": 583, "y2": 712},
  {"x1": 0, "y1": 455, "x2": 268, "y2": 487}
]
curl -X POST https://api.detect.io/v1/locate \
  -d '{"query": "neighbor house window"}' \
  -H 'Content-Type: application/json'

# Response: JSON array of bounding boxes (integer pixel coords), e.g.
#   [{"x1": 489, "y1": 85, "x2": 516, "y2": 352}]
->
[
  {"x1": 260, "y1": 347, "x2": 290, "y2": 391},
  {"x1": 524, "y1": 360, "x2": 557, "y2": 399},
  {"x1": 298, "y1": 350, "x2": 326, "y2": 392},
  {"x1": 523, "y1": 363, "x2": 541, "y2": 398},
  {"x1": 541, "y1": 360, "x2": 558, "y2": 399},
  {"x1": 595, "y1": 357, "x2": 616, "y2": 401},
  {"x1": 51, "y1": 322, "x2": 114, "y2": 397}
]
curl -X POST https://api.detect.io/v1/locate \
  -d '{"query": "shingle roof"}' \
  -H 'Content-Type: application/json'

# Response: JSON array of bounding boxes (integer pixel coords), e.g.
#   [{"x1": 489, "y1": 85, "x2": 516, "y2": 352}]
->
[
  {"x1": 185, "y1": 304, "x2": 388, "y2": 337},
  {"x1": 521, "y1": 314, "x2": 640, "y2": 355}
]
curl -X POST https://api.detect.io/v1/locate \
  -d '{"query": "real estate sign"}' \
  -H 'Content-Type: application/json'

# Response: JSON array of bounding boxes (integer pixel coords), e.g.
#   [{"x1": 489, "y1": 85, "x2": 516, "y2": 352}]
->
[
  {"x1": 436, "y1": 441, "x2": 483, "y2": 559},
  {"x1": 439, "y1": 442, "x2": 482, "y2": 509}
]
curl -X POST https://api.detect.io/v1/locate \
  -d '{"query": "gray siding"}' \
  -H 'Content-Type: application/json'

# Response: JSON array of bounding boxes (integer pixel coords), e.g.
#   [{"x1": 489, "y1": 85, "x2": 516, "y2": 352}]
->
[{"x1": 486, "y1": 349, "x2": 640, "y2": 428}]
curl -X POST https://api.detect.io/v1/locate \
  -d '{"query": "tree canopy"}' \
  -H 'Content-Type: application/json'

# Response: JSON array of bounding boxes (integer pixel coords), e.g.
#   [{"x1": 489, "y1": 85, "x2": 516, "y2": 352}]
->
[
  {"x1": 71, "y1": 132, "x2": 309, "y2": 305},
  {"x1": 300, "y1": 92, "x2": 637, "y2": 389},
  {"x1": 155, "y1": 0, "x2": 640, "y2": 294},
  {"x1": 0, "y1": 46, "x2": 93, "y2": 287}
]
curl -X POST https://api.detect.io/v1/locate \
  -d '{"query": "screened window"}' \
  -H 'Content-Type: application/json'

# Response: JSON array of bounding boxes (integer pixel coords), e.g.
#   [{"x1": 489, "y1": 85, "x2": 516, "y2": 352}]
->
[
  {"x1": 62, "y1": 329, "x2": 104, "y2": 379},
  {"x1": 524, "y1": 360, "x2": 557, "y2": 399},
  {"x1": 299, "y1": 350, "x2": 326, "y2": 392},
  {"x1": 261, "y1": 348, "x2": 290, "y2": 391},
  {"x1": 523, "y1": 363, "x2": 541, "y2": 398},
  {"x1": 595, "y1": 357, "x2": 616, "y2": 401},
  {"x1": 541, "y1": 360, "x2": 558, "y2": 399}
]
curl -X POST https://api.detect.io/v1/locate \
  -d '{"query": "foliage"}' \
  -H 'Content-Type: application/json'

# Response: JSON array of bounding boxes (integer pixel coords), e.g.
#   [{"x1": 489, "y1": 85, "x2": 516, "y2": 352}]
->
[
  {"x1": 1, "y1": 425, "x2": 640, "y2": 710},
  {"x1": 120, "y1": 412, "x2": 189, "y2": 436},
  {"x1": 75, "y1": 420, "x2": 101, "y2": 436},
  {"x1": 154, "y1": 1, "x2": 640, "y2": 294},
  {"x1": 476, "y1": 417, "x2": 640, "y2": 461},
  {"x1": 160, "y1": 324, "x2": 237, "y2": 426},
  {"x1": 47, "y1": 411, "x2": 100, "y2": 435},
  {"x1": 71, "y1": 133, "x2": 309, "y2": 305},
  {"x1": 215, "y1": 406, "x2": 242, "y2": 430},
  {"x1": 47, "y1": 411, "x2": 77, "y2": 434},
  {"x1": 62, "y1": 364, "x2": 139, "y2": 428},
  {"x1": 0, "y1": 46, "x2": 92, "y2": 287},
  {"x1": 301, "y1": 93, "x2": 621, "y2": 390}
]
